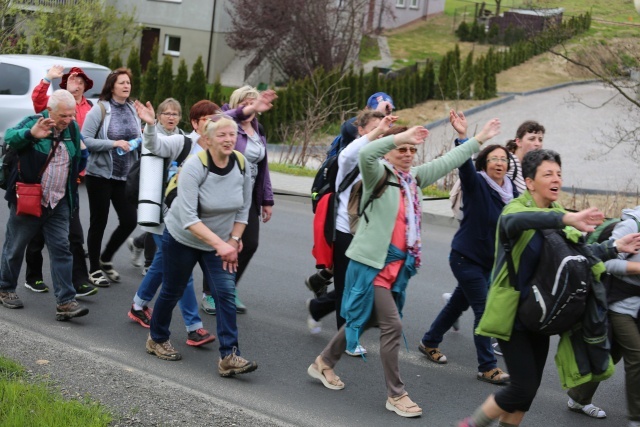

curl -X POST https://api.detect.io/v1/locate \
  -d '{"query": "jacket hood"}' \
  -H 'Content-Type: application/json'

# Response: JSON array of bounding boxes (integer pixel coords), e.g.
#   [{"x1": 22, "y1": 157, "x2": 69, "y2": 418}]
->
[{"x1": 621, "y1": 206, "x2": 640, "y2": 222}]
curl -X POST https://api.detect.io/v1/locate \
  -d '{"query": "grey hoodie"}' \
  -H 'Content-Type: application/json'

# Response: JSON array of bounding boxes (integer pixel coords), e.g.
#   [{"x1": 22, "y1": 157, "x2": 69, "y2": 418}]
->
[{"x1": 606, "y1": 206, "x2": 640, "y2": 317}]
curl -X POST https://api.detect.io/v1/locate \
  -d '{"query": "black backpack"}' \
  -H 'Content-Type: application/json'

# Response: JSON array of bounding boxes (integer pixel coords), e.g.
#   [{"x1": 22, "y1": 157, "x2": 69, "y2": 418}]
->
[
  {"x1": 125, "y1": 135, "x2": 192, "y2": 205},
  {"x1": 502, "y1": 228, "x2": 593, "y2": 335}
]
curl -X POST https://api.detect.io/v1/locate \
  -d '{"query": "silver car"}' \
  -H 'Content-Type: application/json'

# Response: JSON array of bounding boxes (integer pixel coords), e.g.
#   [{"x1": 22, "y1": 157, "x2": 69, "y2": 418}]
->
[{"x1": 0, "y1": 55, "x2": 111, "y2": 143}]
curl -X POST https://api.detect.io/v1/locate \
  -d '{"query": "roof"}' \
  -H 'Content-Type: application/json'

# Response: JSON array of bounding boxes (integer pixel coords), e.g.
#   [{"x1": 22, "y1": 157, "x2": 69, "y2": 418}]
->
[
  {"x1": 507, "y1": 8, "x2": 564, "y2": 17},
  {"x1": 0, "y1": 55, "x2": 110, "y2": 71}
]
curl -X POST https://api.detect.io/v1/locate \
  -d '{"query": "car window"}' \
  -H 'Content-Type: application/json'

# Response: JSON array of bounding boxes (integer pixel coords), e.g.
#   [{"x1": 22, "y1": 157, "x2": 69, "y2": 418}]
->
[
  {"x1": 0, "y1": 63, "x2": 30, "y2": 95},
  {"x1": 52, "y1": 67, "x2": 111, "y2": 99}
]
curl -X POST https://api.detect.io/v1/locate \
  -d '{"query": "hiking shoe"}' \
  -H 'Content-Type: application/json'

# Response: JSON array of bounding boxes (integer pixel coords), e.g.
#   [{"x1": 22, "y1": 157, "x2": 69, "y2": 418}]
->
[
  {"x1": 345, "y1": 345, "x2": 367, "y2": 357},
  {"x1": 128, "y1": 304, "x2": 152, "y2": 328},
  {"x1": 146, "y1": 335, "x2": 182, "y2": 361},
  {"x1": 442, "y1": 292, "x2": 460, "y2": 331},
  {"x1": 201, "y1": 294, "x2": 216, "y2": 315},
  {"x1": 24, "y1": 280, "x2": 49, "y2": 293},
  {"x1": 477, "y1": 368, "x2": 510, "y2": 385},
  {"x1": 492, "y1": 339, "x2": 503, "y2": 356},
  {"x1": 218, "y1": 349, "x2": 257, "y2": 377},
  {"x1": 75, "y1": 283, "x2": 98, "y2": 297},
  {"x1": 306, "y1": 299, "x2": 322, "y2": 334},
  {"x1": 126, "y1": 237, "x2": 144, "y2": 267},
  {"x1": 305, "y1": 271, "x2": 331, "y2": 298},
  {"x1": 89, "y1": 270, "x2": 110, "y2": 287},
  {"x1": 186, "y1": 328, "x2": 216, "y2": 347},
  {"x1": 567, "y1": 398, "x2": 607, "y2": 418},
  {"x1": 235, "y1": 291, "x2": 247, "y2": 314},
  {"x1": 418, "y1": 341, "x2": 447, "y2": 364},
  {"x1": 0, "y1": 291, "x2": 24, "y2": 309},
  {"x1": 55, "y1": 300, "x2": 89, "y2": 321},
  {"x1": 99, "y1": 259, "x2": 120, "y2": 282}
]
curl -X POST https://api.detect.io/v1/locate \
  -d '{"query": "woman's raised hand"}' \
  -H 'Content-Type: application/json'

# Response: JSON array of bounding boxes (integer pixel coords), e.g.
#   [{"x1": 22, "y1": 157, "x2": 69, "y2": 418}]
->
[
  {"x1": 395, "y1": 126, "x2": 429, "y2": 146},
  {"x1": 449, "y1": 110, "x2": 467, "y2": 139},
  {"x1": 253, "y1": 89, "x2": 277, "y2": 113},
  {"x1": 134, "y1": 100, "x2": 156, "y2": 125},
  {"x1": 475, "y1": 118, "x2": 501, "y2": 144}
]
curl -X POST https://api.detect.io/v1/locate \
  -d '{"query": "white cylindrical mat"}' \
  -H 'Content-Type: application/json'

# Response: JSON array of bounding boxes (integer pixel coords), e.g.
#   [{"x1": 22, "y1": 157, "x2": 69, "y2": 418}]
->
[{"x1": 137, "y1": 146, "x2": 165, "y2": 226}]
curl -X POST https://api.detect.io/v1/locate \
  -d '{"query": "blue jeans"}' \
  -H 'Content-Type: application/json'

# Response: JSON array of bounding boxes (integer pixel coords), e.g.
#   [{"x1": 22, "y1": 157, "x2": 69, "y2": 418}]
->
[
  {"x1": 421, "y1": 250, "x2": 496, "y2": 372},
  {"x1": 133, "y1": 233, "x2": 202, "y2": 332},
  {"x1": 150, "y1": 229, "x2": 239, "y2": 358},
  {"x1": 0, "y1": 201, "x2": 76, "y2": 305}
]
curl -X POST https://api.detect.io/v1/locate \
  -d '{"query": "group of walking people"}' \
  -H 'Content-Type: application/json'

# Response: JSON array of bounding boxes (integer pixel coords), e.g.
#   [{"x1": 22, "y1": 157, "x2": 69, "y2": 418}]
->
[
  {"x1": 0, "y1": 64, "x2": 276, "y2": 377},
  {"x1": 1, "y1": 64, "x2": 639, "y2": 425}
]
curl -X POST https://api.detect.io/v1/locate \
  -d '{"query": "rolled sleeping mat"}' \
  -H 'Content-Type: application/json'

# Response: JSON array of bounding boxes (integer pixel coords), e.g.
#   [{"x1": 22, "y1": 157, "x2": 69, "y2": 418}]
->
[{"x1": 137, "y1": 145, "x2": 165, "y2": 226}]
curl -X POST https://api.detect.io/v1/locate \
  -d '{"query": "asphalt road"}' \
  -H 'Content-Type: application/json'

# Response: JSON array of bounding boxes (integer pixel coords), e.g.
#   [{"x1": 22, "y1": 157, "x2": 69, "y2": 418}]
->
[{"x1": 0, "y1": 189, "x2": 628, "y2": 426}]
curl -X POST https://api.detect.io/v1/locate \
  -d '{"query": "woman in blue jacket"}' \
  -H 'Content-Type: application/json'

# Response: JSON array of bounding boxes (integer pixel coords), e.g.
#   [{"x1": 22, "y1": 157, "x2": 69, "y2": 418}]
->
[{"x1": 419, "y1": 110, "x2": 516, "y2": 384}]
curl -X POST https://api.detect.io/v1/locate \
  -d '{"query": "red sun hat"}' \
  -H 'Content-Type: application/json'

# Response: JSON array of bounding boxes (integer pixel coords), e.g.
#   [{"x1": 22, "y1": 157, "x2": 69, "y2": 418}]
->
[{"x1": 60, "y1": 67, "x2": 94, "y2": 92}]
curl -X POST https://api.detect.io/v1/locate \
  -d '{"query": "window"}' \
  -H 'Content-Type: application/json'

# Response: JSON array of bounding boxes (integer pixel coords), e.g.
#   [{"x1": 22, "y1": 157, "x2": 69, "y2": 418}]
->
[
  {"x1": 396, "y1": 0, "x2": 405, "y2": 7},
  {"x1": 0, "y1": 63, "x2": 29, "y2": 95},
  {"x1": 164, "y1": 35, "x2": 181, "y2": 57},
  {"x1": 410, "y1": 0, "x2": 419, "y2": 9}
]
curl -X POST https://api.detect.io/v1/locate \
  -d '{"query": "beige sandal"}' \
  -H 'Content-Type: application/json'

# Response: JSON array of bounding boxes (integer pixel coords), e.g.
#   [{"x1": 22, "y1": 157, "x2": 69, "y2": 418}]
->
[
  {"x1": 307, "y1": 355, "x2": 344, "y2": 390},
  {"x1": 418, "y1": 341, "x2": 448, "y2": 364},
  {"x1": 477, "y1": 367, "x2": 510, "y2": 385},
  {"x1": 386, "y1": 392, "x2": 423, "y2": 418}
]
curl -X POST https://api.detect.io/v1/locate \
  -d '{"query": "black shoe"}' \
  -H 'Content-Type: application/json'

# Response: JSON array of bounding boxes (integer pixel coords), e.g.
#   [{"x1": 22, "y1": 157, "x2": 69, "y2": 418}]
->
[
  {"x1": 24, "y1": 280, "x2": 49, "y2": 293},
  {"x1": 75, "y1": 283, "x2": 98, "y2": 297},
  {"x1": 305, "y1": 271, "x2": 331, "y2": 298}
]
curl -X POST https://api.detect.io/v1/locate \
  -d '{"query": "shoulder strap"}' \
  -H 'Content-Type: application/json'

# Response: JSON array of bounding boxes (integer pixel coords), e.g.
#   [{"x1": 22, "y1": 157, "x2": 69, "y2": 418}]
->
[
  {"x1": 499, "y1": 224, "x2": 520, "y2": 292},
  {"x1": 359, "y1": 168, "x2": 401, "y2": 222},
  {"x1": 233, "y1": 150, "x2": 245, "y2": 174},
  {"x1": 94, "y1": 102, "x2": 106, "y2": 139},
  {"x1": 175, "y1": 135, "x2": 192, "y2": 165},
  {"x1": 86, "y1": 99, "x2": 93, "y2": 107},
  {"x1": 337, "y1": 165, "x2": 360, "y2": 193}
]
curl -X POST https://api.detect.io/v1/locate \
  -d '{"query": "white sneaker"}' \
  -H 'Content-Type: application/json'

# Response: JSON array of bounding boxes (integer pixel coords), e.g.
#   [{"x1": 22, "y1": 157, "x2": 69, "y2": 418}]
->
[
  {"x1": 127, "y1": 238, "x2": 144, "y2": 267},
  {"x1": 345, "y1": 345, "x2": 367, "y2": 357},
  {"x1": 442, "y1": 292, "x2": 460, "y2": 331},
  {"x1": 567, "y1": 398, "x2": 607, "y2": 418},
  {"x1": 492, "y1": 340, "x2": 503, "y2": 357},
  {"x1": 306, "y1": 299, "x2": 321, "y2": 334}
]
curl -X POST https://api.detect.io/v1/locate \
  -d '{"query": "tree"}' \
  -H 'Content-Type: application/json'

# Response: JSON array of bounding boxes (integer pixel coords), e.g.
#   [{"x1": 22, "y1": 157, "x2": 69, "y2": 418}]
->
[
  {"x1": 3, "y1": 0, "x2": 140, "y2": 57},
  {"x1": 173, "y1": 59, "x2": 189, "y2": 125},
  {"x1": 186, "y1": 55, "x2": 207, "y2": 109},
  {"x1": 97, "y1": 38, "x2": 111, "y2": 67},
  {"x1": 81, "y1": 40, "x2": 95, "y2": 63},
  {"x1": 141, "y1": 43, "x2": 159, "y2": 104},
  {"x1": 226, "y1": 0, "x2": 381, "y2": 80},
  {"x1": 110, "y1": 53, "x2": 122, "y2": 71},
  {"x1": 126, "y1": 47, "x2": 142, "y2": 100},
  {"x1": 155, "y1": 56, "x2": 174, "y2": 107}
]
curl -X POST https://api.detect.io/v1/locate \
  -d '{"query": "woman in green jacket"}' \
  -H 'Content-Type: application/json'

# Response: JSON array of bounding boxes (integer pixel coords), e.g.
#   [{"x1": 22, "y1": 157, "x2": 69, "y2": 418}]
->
[
  {"x1": 307, "y1": 119, "x2": 502, "y2": 418},
  {"x1": 459, "y1": 149, "x2": 640, "y2": 427}
]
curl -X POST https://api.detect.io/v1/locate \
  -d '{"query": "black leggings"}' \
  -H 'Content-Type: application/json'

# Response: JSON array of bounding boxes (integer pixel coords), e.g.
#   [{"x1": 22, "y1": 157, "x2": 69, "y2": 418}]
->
[
  {"x1": 85, "y1": 176, "x2": 137, "y2": 272},
  {"x1": 495, "y1": 329, "x2": 550, "y2": 413}
]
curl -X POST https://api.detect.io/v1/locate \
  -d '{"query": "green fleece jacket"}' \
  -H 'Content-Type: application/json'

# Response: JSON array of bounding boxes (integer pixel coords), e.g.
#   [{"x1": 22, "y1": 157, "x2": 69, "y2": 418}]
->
[{"x1": 345, "y1": 135, "x2": 481, "y2": 269}]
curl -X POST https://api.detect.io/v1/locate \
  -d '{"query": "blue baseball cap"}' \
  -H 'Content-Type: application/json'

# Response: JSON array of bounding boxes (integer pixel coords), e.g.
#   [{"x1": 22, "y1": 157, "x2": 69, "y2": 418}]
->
[{"x1": 366, "y1": 92, "x2": 394, "y2": 110}]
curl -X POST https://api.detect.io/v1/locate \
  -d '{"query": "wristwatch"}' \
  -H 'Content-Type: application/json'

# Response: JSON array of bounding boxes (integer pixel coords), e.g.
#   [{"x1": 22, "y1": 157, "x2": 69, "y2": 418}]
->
[
  {"x1": 231, "y1": 235, "x2": 241, "y2": 243},
  {"x1": 612, "y1": 240, "x2": 619, "y2": 254}
]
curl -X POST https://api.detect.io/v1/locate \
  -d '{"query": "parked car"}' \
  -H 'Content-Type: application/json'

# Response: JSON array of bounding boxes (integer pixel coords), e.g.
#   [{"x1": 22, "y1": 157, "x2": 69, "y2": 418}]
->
[{"x1": 0, "y1": 55, "x2": 111, "y2": 144}]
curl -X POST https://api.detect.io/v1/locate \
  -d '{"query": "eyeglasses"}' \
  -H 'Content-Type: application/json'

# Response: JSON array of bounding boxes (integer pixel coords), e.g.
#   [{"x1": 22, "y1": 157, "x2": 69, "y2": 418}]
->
[
  {"x1": 161, "y1": 112, "x2": 180, "y2": 118},
  {"x1": 396, "y1": 147, "x2": 417, "y2": 154},
  {"x1": 487, "y1": 157, "x2": 508, "y2": 164}
]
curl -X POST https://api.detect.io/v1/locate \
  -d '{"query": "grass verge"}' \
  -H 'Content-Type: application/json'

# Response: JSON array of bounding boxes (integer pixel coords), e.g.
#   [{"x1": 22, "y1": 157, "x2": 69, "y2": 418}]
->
[
  {"x1": 0, "y1": 355, "x2": 112, "y2": 427},
  {"x1": 269, "y1": 162, "x2": 317, "y2": 177}
]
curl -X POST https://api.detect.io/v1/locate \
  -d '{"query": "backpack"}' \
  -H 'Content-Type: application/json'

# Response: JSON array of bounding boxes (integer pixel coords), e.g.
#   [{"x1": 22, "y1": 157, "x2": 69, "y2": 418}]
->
[
  {"x1": 502, "y1": 228, "x2": 593, "y2": 335},
  {"x1": 164, "y1": 149, "x2": 245, "y2": 209},
  {"x1": 311, "y1": 141, "x2": 342, "y2": 213},
  {"x1": 125, "y1": 135, "x2": 192, "y2": 205},
  {"x1": 326, "y1": 134, "x2": 343, "y2": 158},
  {"x1": 347, "y1": 167, "x2": 399, "y2": 234}
]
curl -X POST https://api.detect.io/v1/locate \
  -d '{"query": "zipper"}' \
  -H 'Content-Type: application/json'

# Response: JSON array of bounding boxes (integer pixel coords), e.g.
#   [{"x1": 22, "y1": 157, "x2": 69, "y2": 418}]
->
[{"x1": 532, "y1": 285, "x2": 546, "y2": 323}]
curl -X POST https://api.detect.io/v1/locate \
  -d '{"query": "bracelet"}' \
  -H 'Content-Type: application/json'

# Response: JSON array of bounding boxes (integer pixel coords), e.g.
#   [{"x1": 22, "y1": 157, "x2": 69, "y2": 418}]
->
[{"x1": 43, "y1": 77, "x2": 51, "y2": 84}]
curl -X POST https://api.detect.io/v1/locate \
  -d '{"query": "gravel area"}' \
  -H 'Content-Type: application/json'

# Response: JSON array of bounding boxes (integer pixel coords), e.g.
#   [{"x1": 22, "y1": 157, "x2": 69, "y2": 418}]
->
[{"x1": 0, "y1": 323, "x2": 288, "y2": 427}]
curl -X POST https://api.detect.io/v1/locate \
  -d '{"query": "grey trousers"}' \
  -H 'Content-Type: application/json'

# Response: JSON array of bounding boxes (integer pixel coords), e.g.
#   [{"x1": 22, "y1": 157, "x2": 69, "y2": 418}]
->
[
  {"x1": 568, "y1": 311, "x2": 640, "y2": 422},
  {"x1": 320, "y1": 286, "x2": 405, "y2": 397}
]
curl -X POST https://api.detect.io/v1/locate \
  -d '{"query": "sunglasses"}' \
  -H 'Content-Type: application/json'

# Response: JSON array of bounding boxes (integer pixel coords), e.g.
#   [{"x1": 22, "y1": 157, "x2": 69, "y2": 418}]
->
[{"x1": 396, "y1": 147, "x2": 417, "y2": 154}]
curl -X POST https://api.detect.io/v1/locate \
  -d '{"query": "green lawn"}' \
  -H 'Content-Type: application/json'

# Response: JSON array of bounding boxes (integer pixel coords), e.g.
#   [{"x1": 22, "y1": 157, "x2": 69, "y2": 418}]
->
[
  {"x1": 0, "y1": 356, "x2": 112, "y2": 427},
  {"x1": 359, "y1": 35, "x2": 382, "y2": 63}
]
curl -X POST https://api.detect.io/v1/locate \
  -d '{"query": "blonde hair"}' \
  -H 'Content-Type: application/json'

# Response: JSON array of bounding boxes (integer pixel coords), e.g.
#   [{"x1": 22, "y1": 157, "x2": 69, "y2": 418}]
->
[
  {"x1": 202, "y1": 115, "x2": 238, "y2": 139},
  {"x1": 228, "y1": 85, "x2": 260, "y2": 109}
]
